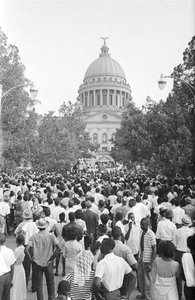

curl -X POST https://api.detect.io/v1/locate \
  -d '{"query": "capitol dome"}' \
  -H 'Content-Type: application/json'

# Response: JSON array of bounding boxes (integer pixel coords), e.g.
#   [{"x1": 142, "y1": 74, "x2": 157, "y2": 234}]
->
[
  {"x1": 84, "y1": 57, "x2": 126, "y2": 80},
  {"x1": 84, "y1": 39, "x2": 126, "y2": 81}
]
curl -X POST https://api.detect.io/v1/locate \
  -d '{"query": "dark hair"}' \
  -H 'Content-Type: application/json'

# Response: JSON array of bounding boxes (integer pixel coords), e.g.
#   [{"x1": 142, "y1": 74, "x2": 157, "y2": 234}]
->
[
  {"x1": 102, "y1": 238, "x2": 115, "y2": 250},
  {"x1": 115, "y1": 212, "x2": 123, "y2": 221},
  {"x1": 64, "y1": 191, "x2": 69, "y2": 198},
  {"x1": 16, "y1": 234, "x2": 25, "y2": 245},
  {"x1": 100, "y1": 214, "x2": 109, "y2": 225},
  {"x1": 59, "y1": 212, "x2": 65, "y2": 222},
  {"x1": 98, "y1": 200, "x2": 105, "y2": 208},
  {"x1": 97, "y1": 224, "x2": 107, "y2": 235},
  {"x1": 66, "y1": 227, "x2": 77, "y2": 240},
  {"x1": 112, "y1": 226, "x2": 122, "y2": 239},
  {"x1": 187, "y1": 234, "x2": 195, "y2": 251},
  {"x1": 43, "y1": 207, "x2": 50, "y2": 217},
  {"x1": 57, "y1": 280, "x2": 70, "y2": 295},
  {"x1": 75, "y1": 209, "x2": 83, "y2": 219},
  {"x1": 68, "y1": 212, "x2": 75, "y2": 222},
  {"x1": 158, "y1": 240, "x2": 176, "y2": 259}
]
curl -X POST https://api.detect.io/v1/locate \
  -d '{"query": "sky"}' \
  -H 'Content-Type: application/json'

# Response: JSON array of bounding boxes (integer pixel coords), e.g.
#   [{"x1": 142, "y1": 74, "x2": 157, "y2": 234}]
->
[{"x1": 0, "y1": 0, "x2": 194, "y2": 115}]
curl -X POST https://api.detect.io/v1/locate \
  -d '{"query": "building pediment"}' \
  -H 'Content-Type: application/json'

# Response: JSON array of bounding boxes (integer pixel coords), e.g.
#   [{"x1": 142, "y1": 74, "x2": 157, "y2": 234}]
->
[{"x1": 84, "y1": 109, "x2": 121, "y2": 123}]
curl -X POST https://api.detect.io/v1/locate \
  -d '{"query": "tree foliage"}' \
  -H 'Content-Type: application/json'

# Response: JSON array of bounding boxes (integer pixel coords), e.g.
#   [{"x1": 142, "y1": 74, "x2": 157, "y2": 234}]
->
[
  {"x1": 0, "y1": 27, "x2": 38, "y2": 172},
  {"x1": 111, "y1": 36, "x2": 195, "y2": 178}
]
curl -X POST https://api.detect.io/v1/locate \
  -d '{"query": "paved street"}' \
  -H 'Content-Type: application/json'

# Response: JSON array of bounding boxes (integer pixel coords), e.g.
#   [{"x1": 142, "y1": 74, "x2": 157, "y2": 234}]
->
[{"x1": 6, "y1": 233, "x2": 140, "y2": 300}]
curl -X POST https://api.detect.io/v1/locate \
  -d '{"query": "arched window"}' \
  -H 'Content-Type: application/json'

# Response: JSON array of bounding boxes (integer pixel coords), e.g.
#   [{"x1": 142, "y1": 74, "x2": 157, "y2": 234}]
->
[
  {"x1": 112, "y1": 133, "x2": 116, "y2": 141},
  {"x1": 102, "y1": 133, "x2": 107, "y2": 143},
  {"x1": 93, "y1": 133, "x2": 98, "y2": 144}
]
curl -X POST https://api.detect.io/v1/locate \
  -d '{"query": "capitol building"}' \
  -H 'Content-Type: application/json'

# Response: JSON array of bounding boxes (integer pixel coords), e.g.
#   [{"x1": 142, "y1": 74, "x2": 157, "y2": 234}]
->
[{"x1": 77, "y1": 38, "x2": 132, "y2": 165}]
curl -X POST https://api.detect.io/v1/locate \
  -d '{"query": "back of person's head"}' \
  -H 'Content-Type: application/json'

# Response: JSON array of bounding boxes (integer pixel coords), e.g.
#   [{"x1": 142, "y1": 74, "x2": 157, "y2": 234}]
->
[
  {"x1": 136, "y1": 195, "x2": 141, "y2": 203},
  {"x1": 129, "y1": 198, "x2": 136, "y2": 208},
  {"x1": 58, "y1": 191, "x2": 63, "y2": 199},
  {"x1": 66, "y1": 226, "x2": 77, "y2": 240},
  {"x1": 0, "y1": 233, "x2": 6, "y2": 245},
  {"x1": 95, "y1": 187, "x2": 100, "y2": 193},
  {"x1": 59, "y1": 212, "x2": 65, "y2": 222},
  {"x1": 97, "y1": 224, "x2": 107, "y2": 236},
  {"x1": 100, "y1": 214, "x2": 109, "y2": 225},
  {"x1": 174, "y1": 199, "x2": 180, "y2": 207},
  {"x1": 187, "y1": 234, "x2": 195, "y2": 251},
  {"x1": 16, "y1": 234, "x2": 25, "y2": 246},
  {"x1": 75, "y1": 209, "x2": 83, "y2": 219},
  {"x1": 85, "y1": 200, "x2": 92, "y2": 209},
  {"x1": 64, "y1": 191, "x2": 69, "y2": 198},
  {"x1": 54, "y1": 198, "x2": 60, "y2": 206},
  {"x1": 115, "y1": 212, "x2": 123, "y2": 221},
  {"x1": 68, "y1": 212, "x2": 75, "y2": 222},
  {"x1": 123, "y1": 190, "x2": 129, "y2": 197},
  {"x1": 158, "y1": 240, "x2": 176, "y2": 259},
  {"x1": 98, "y1": 200, "x2": 105, "y2": 208},
  {"x1": 43, "y1": 207, "x2": 51, "y2": 217},
  {"x1": 157, "y1": 197, "x2": 162, "y2": 205},
  {"x1": 57, "y1": 280, "x2": 70, "y2": 298},
  {"x1": 112, "y1": 226, "x2": 122, "y2": 239},
  {"x1": 68, "y1": 199, "x2": 74, "y2": 208},
  {"x1": 81, "y1": 201, "x2": 86, "y2": 209},
  {"x1": 101, "y1": 238, "x2": 115, "y2": 254}
]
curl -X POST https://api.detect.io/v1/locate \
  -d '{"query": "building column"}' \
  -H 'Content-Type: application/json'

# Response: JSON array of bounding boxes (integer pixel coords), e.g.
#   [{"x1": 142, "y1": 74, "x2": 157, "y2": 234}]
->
[
  {"x1": 88, "y1": 91, "x2": 90, "y2": 107},
  {"x1": 100, "y1": 89, "x2": 103, "y2": 106},
  {"x1": 94, "y1": 90, "x2": 96, "y2": 106},
  {"x1": 107, "y1": 89, "x2": 109, "y2": 106},
  {"x1": 114, "y1": 90, "x2": 116, "y2": 106},
  {"x1": 119, "y1": 91, "x2": 122, "y2": 107}
]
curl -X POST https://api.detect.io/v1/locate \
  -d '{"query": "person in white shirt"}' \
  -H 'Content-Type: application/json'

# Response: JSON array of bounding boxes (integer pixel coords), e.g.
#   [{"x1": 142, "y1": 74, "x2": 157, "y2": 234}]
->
[
  {"x1": 0, "y1": 233, "x2": 16, "y2": 300},
  {"x1": 51, "y1": 198, "x2": 67, "y2": 222},
  {"x1": 107, "y1": 190, "x2": 117, "y2": 209},
  {"x1": 115, "y1": 212, "x2": 125, "y2": 237},
  {"x1": 93, "y1": 187, "x2": 105, "y2": 206},
  {"x1": 156, "y1": 209, "x2": 177, "y2": 244},
  {"x1": 174, "y1": 214, "x2": 194, "y2": 264},
  {"x1": 172, "y1": 199, "x2": 185, "y2": 228},
  {"x1": 125, "y1": 213, "x2": 140, "y2": 259},
  {"x1": 93, "y1": 238, "x2": 135, "y2": 300}
]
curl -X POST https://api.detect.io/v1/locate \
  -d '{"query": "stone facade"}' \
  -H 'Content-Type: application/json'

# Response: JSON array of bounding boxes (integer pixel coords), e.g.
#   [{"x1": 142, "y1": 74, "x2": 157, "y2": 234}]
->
[{"x1": 77, "y1": 39, "x2": 132, "y2": 164}]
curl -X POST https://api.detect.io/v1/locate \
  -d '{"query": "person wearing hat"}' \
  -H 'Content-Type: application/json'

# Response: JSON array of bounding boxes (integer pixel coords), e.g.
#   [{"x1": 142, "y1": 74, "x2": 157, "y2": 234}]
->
[
  {"x1": 26, "y1": 218, "x2": 60, "y2": 300},
  {"x1": 174, "y1": 214, "x2": 194, "y2": 264},
  {"x1": 156, "y1": 209, "x2": 177, "y2": 244},
  {"x1": 17, "y1": 209, "x2": 39, "y2": 290}
]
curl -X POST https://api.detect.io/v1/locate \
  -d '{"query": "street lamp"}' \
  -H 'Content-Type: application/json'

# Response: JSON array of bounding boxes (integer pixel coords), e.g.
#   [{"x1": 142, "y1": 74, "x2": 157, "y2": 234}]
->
[
  {"x1": 158, "y1": 73, "x2": 195, "y2": 186},
  {"x1": 0, "y1": 82, "x2": 38, "y2": 166}
]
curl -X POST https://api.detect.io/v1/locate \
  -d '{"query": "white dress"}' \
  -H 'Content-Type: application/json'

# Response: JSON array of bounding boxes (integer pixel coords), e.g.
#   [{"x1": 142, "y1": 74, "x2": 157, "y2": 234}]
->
[{"x1": 10, "y1": 245, "x2": 27, "y2": 300}]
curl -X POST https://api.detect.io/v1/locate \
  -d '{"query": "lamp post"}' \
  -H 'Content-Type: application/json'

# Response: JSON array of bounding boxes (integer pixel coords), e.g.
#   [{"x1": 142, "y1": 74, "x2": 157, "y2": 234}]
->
[
  {"x1": 0, "y1": 82, "x2": 38, "y2": 166},
  {"x1": 158, "y1": 74, "x2": 195, "y2": 186}
]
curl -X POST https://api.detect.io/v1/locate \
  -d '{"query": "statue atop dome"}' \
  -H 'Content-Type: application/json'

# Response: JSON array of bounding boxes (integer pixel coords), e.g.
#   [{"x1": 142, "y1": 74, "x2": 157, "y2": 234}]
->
[
  {"x1": 100, "y1": 37, "x2": 110, "y2": 57},
  {"x1": 100, "y1": 37, "x2": 109, "y2": 44}
]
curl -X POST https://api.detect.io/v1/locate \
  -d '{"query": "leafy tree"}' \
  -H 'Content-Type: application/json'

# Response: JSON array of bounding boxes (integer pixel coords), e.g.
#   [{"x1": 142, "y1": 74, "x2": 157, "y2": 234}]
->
[
  {"x1": 111, "y1": 35, "x2": 195, "y2": 178},
  {"x1": 0, "y1": 27, "x2": 38, "y2": 172}
]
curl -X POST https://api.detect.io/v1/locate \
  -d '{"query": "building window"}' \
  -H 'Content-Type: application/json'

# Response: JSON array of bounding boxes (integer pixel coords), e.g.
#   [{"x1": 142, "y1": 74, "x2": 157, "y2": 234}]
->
[
  {"x1": 102, "y1": 133, "x2": 107, "y2": 143},
  {"x1": 102, "y1": 147, "x2": 107, "y2": 152},
  {"x1": 109, "y1": 94, "x2": 113, "y2": 105},
  {"x1": 97, "y1": 94, "x2": 100, "y2": 106},
  {"x1": 103, "y1": 91, "x2": 107, "y2": 105},
  {"x1": 122, "y1": 97, "x2": 125, "y2": 107},
  {"x1": 85, "y1": 97, "x2": 88, "y2": 107},
  {"x1": 93, "y1": 133, "x2": 98, "y2": 144},
  {"x1": 92, "y1": 95, "x2": 94, "y2": 106},
  {"x1": 116, "y1": 95, "x2": 118, "y2": 106},
  {"x1": 112, "y1": 133, "x2": 116, "y2": 141}
]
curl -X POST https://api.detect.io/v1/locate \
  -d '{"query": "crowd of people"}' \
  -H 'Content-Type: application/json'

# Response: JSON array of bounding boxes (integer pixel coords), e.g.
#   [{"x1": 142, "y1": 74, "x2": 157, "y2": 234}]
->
[{"x1": 0, "y1": 169, "x2": 195, "y2": 300}]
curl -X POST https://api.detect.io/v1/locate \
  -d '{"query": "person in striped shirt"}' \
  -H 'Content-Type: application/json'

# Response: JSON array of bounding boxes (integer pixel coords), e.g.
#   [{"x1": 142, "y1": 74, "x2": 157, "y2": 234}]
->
[{"x1": 137, "y1": 218, "x2": 157, "y2": 300}]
